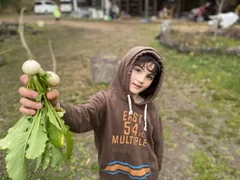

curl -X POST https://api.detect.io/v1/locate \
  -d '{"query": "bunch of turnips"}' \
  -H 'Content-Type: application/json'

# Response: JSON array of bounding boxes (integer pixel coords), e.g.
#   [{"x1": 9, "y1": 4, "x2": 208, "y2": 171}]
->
[
  {"x1": 22, "y1": 59, "x2": 60, "y2": 86},
  {"x1": 0, "y1": 59, "x2": 74, "y2": 180}
]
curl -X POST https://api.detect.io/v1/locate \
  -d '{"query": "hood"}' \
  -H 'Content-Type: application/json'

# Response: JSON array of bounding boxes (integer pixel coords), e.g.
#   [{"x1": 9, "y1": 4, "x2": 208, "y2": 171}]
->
[{"x1": 111, "y1": 46, "x2": 164, "y2": 105}]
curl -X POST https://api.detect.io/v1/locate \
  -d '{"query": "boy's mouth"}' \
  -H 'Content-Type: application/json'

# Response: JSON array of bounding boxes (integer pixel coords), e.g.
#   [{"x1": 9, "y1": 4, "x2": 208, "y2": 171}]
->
[{"x1": 132, "y1": 83, "x2": 142, "y2": 89}]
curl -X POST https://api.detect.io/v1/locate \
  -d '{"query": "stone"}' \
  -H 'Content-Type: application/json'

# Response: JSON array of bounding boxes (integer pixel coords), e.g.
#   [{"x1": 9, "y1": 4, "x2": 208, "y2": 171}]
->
[
  {"x1": 160, "y1": 20, "x2": 172, "y2": 36},
  {"x1": 226, "y1": 46, "x2": 240, "y2": 56},
  {"x1": 90, "y1": 54, "x2": 119, "y2": 84}
]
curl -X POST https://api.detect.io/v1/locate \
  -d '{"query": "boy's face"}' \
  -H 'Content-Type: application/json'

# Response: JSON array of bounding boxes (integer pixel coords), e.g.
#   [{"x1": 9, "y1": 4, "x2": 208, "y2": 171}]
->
[{"x1": 129, "y1": 62, "x2": 155, "y2": 96}]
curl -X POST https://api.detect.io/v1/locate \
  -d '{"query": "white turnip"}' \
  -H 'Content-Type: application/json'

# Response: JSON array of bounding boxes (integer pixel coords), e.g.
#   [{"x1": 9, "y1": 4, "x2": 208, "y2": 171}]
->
[
  {"x1": 46, "y1": 71, "x2": 60, "y2": 86},
  {"x1": 22, "y1": 59, "x2": 41, "y2": 75}
]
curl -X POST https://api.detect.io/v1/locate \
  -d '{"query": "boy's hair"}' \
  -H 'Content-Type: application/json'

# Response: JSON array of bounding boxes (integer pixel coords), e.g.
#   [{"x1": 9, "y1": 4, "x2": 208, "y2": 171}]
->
[{"x1": 134, "y1": 54, "x2": 161, "y2": 98}]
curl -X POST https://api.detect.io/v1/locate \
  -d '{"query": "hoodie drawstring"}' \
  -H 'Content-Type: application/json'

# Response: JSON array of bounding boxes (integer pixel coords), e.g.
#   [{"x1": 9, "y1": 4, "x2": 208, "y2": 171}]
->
[
  {"x1": 127, "y1": 95, "x2": 148, "y2": 131},
  {"x1": 127, "y1": 95, "x2": 133, "y2": 115},
  {"x1": 144, "y1": 104, "x2": 148, "y2": 131}
]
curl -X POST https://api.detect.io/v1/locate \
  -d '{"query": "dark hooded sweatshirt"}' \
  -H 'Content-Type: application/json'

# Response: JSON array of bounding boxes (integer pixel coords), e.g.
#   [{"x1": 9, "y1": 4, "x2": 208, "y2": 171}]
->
[{"x1": 61, "y1": 46, "x2": 164, "y2": 180}]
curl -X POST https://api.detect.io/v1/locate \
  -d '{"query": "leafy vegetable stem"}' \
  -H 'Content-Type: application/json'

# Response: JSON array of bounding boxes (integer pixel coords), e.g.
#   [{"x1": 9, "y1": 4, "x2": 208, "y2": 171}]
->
[
  {"x1": 43, "y1": 95, "x2": 63, "y2": 129},
  {"x1": 26, "y1": 110, "x2": 40, "y2": 138},
  {"x1": 32, "y1": 75, "x2": 46, "y2": 94},
  {"x1": 32, "y1": 74, "x2": 63, "y2": 132}
]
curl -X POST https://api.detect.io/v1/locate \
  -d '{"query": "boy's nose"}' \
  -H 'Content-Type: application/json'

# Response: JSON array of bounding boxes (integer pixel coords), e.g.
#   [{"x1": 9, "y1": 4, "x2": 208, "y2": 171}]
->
[{"x1": 137, "y1": 75, "x2": 144, "y2": 83}]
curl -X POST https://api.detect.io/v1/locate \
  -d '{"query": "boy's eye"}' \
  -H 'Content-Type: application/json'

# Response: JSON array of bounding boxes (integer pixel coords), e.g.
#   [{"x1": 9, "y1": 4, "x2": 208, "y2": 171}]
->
[
  {"x1": 147, "y1": 75, "x2": 154, "y2": 81},
  {"x1": 133, "y1": 67, "x2": 141, "y2": 72}
]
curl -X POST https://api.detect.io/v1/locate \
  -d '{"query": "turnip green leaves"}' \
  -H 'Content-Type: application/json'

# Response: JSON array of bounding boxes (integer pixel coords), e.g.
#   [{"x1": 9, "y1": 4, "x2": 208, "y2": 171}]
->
[{"x1": 0, "y1": 60, "x2": 74, "y2": 180}]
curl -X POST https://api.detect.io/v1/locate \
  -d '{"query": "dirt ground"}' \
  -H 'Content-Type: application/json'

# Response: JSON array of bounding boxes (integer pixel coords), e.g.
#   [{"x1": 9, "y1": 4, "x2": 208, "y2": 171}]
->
[{"x1": 0, "y1": 15, "x2": 239, "y2": 180}]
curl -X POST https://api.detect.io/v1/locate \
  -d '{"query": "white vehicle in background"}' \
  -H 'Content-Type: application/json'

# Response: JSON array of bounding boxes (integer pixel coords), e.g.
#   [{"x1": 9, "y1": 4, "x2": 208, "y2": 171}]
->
[
  {"x1": 60, "y1": 0, "x2": 73, "y2": 13},
  {"x1": 34, "y1": 0, "x2": 57, "y2": 14}
]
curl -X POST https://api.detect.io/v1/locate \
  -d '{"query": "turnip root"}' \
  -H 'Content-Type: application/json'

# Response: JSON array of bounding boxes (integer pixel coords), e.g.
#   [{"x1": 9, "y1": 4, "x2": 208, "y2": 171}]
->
[
  {"x1": 46, "y1": 71, "x2": 60, "y2": 86},
  {"x1": 22, "y1": 59, "x2": 41, "y2": 75}
]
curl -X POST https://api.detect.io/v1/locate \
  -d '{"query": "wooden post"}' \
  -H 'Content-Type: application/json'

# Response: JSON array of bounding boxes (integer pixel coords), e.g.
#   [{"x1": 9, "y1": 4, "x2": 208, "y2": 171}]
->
[
  {"x1": 145, "y1": 0, "x2": 149, "y2": 19},
  {"x1": 119, "y1": 0, "x2": 122, "y2": 14},
  {"x1": 139, "y1": 0, "x2": 143, "y2": 16},
  {"x1": 127, "y1": 0, "x2": 130, "y2": 15},
  {"x1": 153, "y1": 0, "x2": 157, "y2": 16},
  {"x1": 72, "y1": 0, "x2": 78, "y2": 11}
]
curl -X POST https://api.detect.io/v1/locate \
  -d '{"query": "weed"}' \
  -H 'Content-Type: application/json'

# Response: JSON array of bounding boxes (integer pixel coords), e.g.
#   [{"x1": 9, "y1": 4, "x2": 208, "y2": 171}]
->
[{"x1": 189, "y1": 150, "x2": 240, "y2": 180}]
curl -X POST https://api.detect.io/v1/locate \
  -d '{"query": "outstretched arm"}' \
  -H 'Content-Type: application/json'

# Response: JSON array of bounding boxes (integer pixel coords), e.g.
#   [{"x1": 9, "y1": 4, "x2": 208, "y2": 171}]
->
[
  {"x1": 18, "y1": 74, "x2": 106, "y2": 133},
  {"x1": 60, "y1": 92, "x2": 106, "y2": 133}
]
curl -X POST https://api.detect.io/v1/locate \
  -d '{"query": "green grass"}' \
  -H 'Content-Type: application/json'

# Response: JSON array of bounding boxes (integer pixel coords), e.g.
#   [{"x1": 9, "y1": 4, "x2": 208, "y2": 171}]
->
[
  {"x1": 169, "y1": 31, "x2": 240, "y2": 50},
  {"x1": 151, "y1": 36, "x2": 240, "y2": 178},
  {"x1": 189, "y1": 150, "x2": 240, "y2": 180},
  {"x1": 152, "y1": 40, "x2": 240, "y2": 136}
]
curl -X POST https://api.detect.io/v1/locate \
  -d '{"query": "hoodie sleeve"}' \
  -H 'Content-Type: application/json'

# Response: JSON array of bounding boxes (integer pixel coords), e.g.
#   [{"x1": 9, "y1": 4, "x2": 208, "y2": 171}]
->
[
  {"x1": 60, "y1": 92, "x2": 106, "y2": 133},
  {"x1": 153, "y1": 115, "x2": 164, "y2": 171}
]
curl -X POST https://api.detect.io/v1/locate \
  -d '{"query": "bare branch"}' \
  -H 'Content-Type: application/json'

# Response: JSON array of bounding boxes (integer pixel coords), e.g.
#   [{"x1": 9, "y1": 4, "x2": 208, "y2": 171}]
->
[
  {"x1": 18, "y1": 8, "x2": 34, "y2": 59},
  {"x1": 0, "y1": 48, "x2": 12, "y2": 56},
  {"x1": 48, "y1": 40, "x2": 57, "y2": 73}
]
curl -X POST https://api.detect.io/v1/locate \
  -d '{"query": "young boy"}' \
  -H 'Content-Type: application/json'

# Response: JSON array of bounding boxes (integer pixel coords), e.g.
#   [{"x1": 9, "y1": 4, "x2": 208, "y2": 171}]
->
[{"x1": 19, "y1": 46, "x2": 164, "y2": 179}]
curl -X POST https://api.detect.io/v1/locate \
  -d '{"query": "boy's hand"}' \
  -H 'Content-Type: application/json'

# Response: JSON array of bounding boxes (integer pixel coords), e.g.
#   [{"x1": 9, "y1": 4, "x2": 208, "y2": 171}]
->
[{"x1": 18, "y1": 74, "x2": 59, "y2": 115}]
